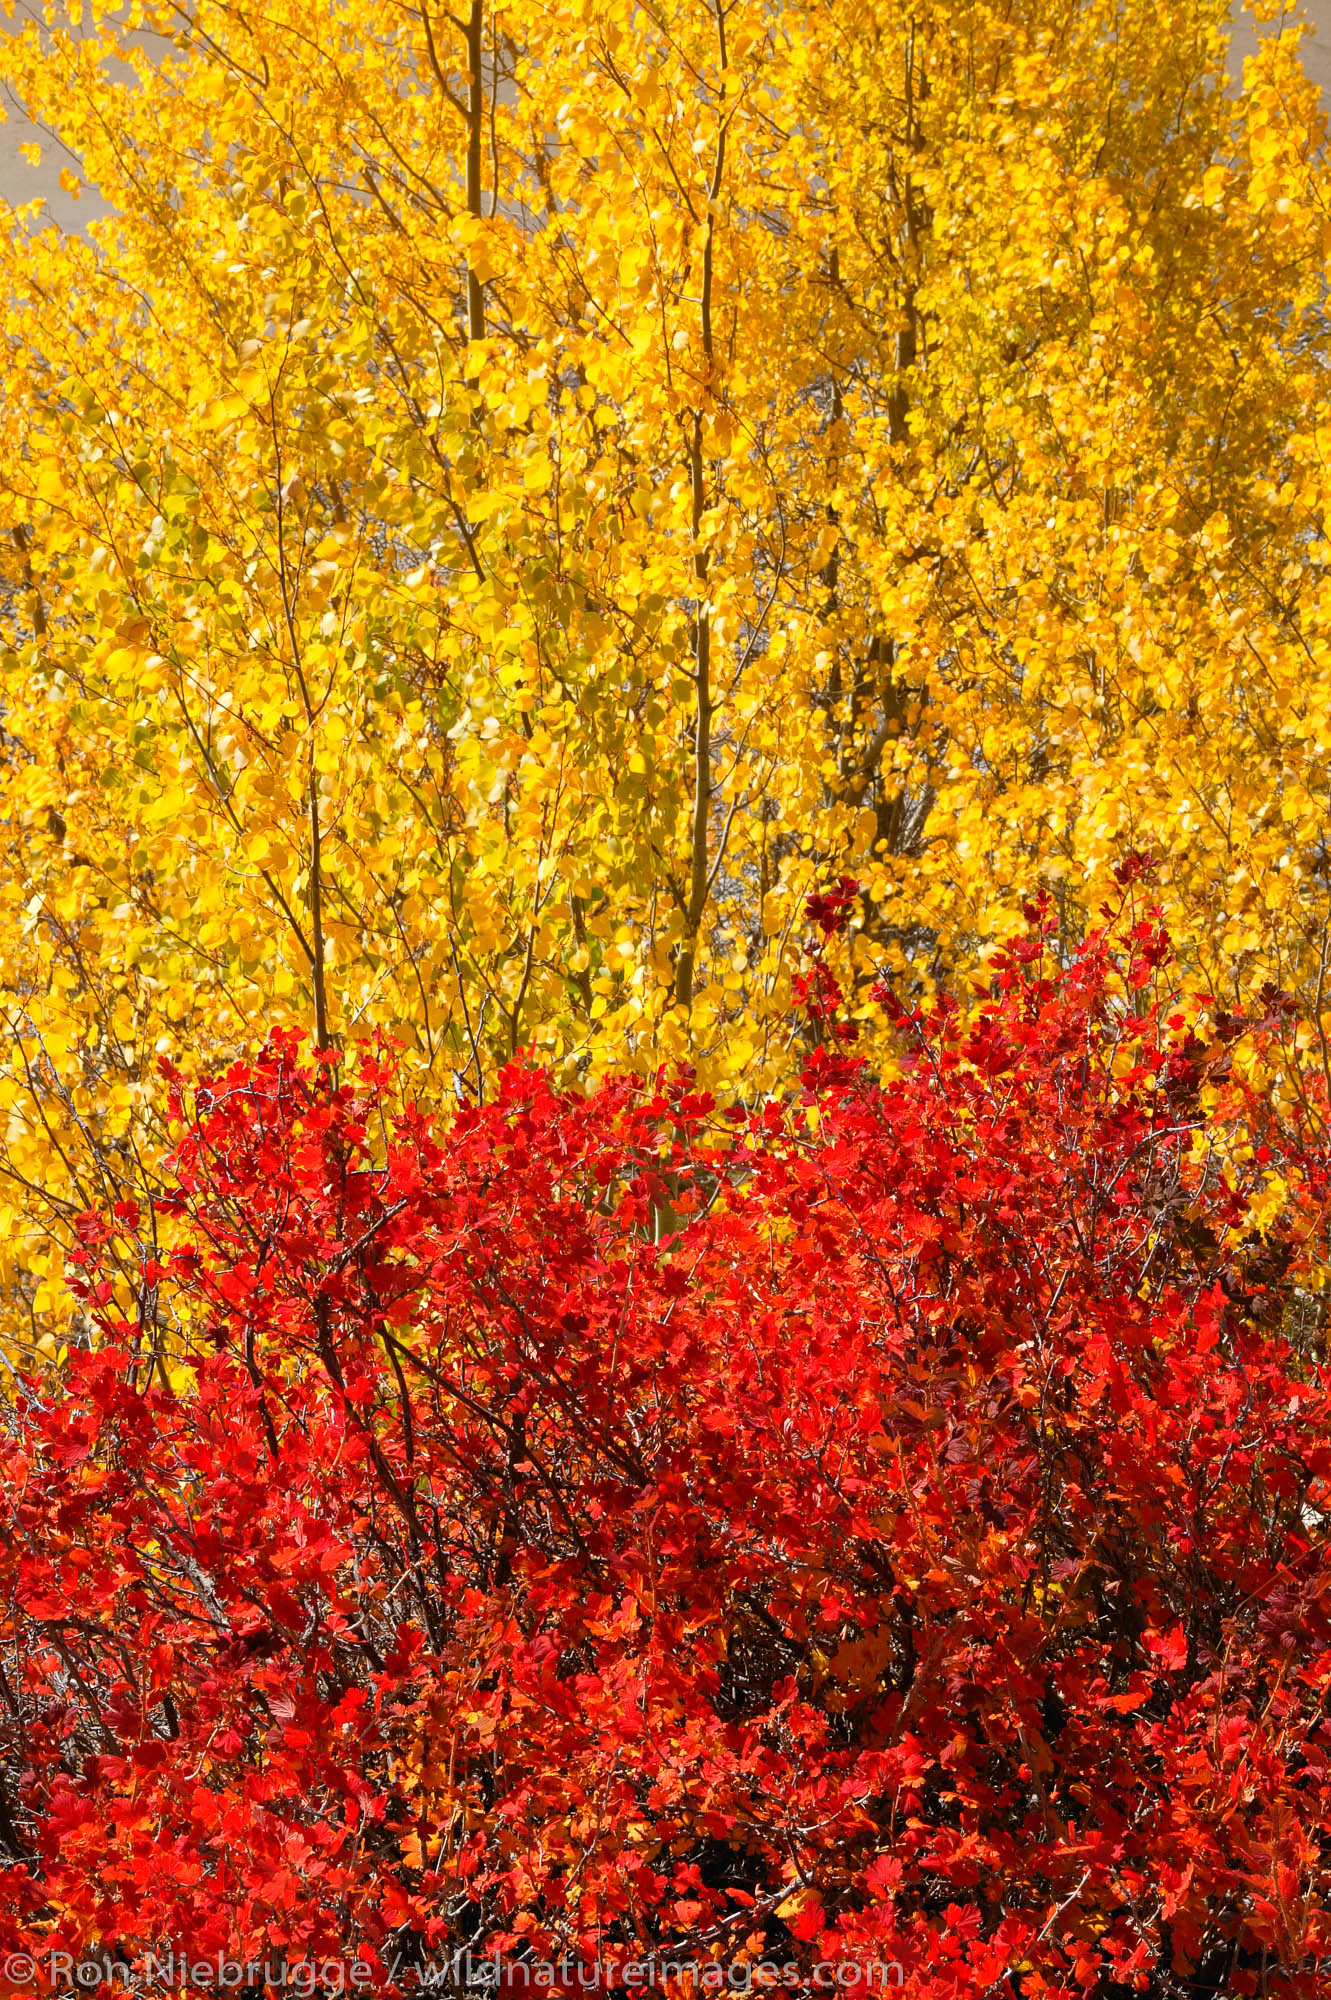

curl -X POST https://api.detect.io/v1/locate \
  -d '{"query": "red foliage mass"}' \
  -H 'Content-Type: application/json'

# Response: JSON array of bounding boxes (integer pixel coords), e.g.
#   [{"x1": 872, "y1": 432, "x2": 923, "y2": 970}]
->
[{"x1": 3, "y1": 915, "x2": 1331, "y2": 1996}]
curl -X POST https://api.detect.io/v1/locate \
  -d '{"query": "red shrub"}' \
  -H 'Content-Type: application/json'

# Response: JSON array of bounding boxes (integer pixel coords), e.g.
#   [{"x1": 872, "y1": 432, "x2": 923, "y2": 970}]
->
[{"x1": 3, "y1": 913, "x2": 1331, "y2": 1996}]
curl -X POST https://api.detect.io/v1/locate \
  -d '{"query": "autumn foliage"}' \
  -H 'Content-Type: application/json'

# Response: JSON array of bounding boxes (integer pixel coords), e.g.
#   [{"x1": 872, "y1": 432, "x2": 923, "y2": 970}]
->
[
  {"x1": 2, "y1": 0, "x2": 1331, "y2": 1354},
  {"x1": 4, "y1": 0, "x2": 1331, "y2": 1988},
  {"x1": 3, "y1": 905, "x2": 1331, "y2": 1993}
]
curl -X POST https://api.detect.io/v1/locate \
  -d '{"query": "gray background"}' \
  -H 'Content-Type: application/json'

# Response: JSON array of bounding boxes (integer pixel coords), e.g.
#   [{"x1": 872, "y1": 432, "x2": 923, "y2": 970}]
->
[
  {"x1": 1229, "y1": 1, "x2": 1331, "y2": 92},
  {"x1": 0, "y1": 8, "x2": 169, "y2": 231}
]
